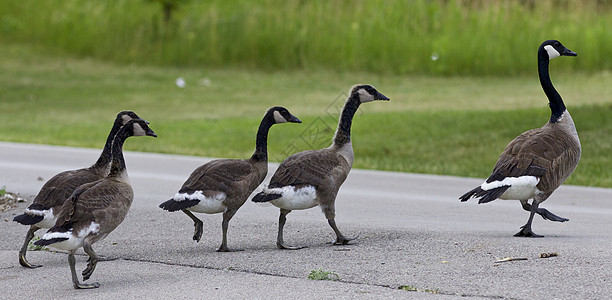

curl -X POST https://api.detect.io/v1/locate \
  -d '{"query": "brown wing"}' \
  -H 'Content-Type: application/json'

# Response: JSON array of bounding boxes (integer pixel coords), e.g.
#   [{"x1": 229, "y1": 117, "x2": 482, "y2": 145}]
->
[
  {"x1": 32, "y1": 168, "x2": 103, "y2": 210},
  {"x1": 55, "y1": 178, "x2": 133, "y2": 233},
  {"x1": 268, "y1": 149, "x2": 350, "y2": 191},
  {"x1": 488, "y1": 127, "x2": 580, "y2": 192},
  {"x1": 178, "y1": 159, "x2": 261, "y2": 198},
  {"x1": 487, "y1": 129, "x2": 548, "y2": 183}
]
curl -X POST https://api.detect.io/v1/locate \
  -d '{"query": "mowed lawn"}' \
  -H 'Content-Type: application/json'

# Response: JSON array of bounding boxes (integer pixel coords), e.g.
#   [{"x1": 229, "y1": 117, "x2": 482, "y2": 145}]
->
[{"x1": 1, "y1": 44, "x2": 611, "y2": 187}]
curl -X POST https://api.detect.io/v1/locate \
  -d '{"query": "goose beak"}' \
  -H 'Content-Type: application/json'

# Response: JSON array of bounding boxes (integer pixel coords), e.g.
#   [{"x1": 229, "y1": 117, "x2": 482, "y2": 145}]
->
[
  {"x1": 146, "y1": 128, "x2": 158, "y2": 137},
  {"x1": 288, "y1": 115, "x2": 302, "y2": 123},
  {"x1": 375, "y1": 92, "x2": 390, "y2": 101},
  {"x1": 562, "y1": 48, "x2": 577, "y2": 57}
]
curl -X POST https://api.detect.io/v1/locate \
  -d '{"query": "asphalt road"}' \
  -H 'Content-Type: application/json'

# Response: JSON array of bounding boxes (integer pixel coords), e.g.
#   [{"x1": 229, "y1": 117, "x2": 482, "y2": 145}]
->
[{"x1": 1, "y1": 141, "x2": 610, "y2": 299}]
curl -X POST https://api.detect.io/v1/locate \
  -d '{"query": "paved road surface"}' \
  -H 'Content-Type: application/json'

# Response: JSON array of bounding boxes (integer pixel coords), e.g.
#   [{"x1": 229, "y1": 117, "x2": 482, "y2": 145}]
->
[{"x1": 1, "y1": 141, "x2": 610, "y2": 299}]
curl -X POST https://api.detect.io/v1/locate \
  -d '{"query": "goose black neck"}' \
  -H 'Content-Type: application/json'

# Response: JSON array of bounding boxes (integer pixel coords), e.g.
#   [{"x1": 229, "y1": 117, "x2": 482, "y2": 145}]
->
[
  {"x1": 538, "y1": 51, "x2": 566, "y2": 123},
  {"x1": 91, "y1": 122, "x2": 122, "y2": 172},
  {"x1": 108, "y1": 127, "x2": 130, "y2": 177},
  {"x1": 250, "y1": 114, "x2": 274, "y2": 161},
  {"x1": 333, "y1": 97, "x2": 360, "y2": 146}
]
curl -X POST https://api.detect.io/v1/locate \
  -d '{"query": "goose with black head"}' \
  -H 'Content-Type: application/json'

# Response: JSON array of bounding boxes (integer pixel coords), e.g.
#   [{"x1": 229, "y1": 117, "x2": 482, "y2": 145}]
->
[
  {"x1": 159, "y1": 107, "x2": 301, "y2": 252},
  {"x1": 459, "y1": 40, "x2": 580, "y2": 237},
  {"x1": 34, "y1": 119, "x2": 157, "y2": 289},
  {"x1": 13, "y1": 111, "x2": 145, "y2": 268},
  {"x1": 252, "y1": 84, "x2": 389, "y2": 249}
]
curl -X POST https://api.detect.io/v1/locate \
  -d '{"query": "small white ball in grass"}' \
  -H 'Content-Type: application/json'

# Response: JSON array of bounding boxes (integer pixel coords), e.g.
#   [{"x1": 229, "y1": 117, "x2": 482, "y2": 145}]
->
[{"x1": 175, "y1": 77, "x2": 186, "y2": 88}]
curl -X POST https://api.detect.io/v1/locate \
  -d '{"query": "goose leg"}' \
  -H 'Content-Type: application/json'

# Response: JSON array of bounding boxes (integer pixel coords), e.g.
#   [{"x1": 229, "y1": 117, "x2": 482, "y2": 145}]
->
[
  {"x1": 277, "y1": 209, "x2": 304, "y2": 250},
  {"x1": 328, "y1": 219, "x2": 358, "y2": 245},
  {"x1": 69, "y1": 251, "x2": 99, "y2": 289},
  {"x1": 520, "y1": 200, "x2": 569, "y2": 222},
  {"x1": 19, "y1": 226, "x2": 42, "y2": 268},
  {"x1": 217, "y1": 209, "x2": 243, "y2": 252},
  {"x1": 182, "y1": 209, "x2": 203, "y2": 242},
  {"x1": 514, "y1": 200, "x2": 544, "y2": 238},
  {"x1": 82, "y1": 242, "x2": 99, "y2": 281}
]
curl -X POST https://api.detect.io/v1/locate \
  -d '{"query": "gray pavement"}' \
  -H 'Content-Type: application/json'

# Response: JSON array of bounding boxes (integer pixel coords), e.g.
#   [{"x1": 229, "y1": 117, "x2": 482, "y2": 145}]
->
[{"x1": 0, "y1": 141, "x2": 610, "y2": 299}]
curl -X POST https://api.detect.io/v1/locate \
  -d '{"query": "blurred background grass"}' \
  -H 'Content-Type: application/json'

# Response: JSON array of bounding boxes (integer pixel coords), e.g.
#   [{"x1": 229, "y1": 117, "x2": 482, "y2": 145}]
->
[
  {"x1": 1, "y1": 0, "x2": 610, "y2": 75},
  {"x1": 0, "y1": 0, "x2": 610, "y2": 187}
]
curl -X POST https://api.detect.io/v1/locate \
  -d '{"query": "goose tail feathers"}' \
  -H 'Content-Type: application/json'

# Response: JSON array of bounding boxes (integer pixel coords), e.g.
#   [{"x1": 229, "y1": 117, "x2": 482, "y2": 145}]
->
[
  {"x1": 459, "y1": 185, "x2": 510, "y2": 204},
  {"x1": 159, "y1": 198, "x2": 200, "y2": 212},
  {"x1": 251, "y1": 192, "x2": 282, "y2": 203},
  {"x1": 13, "y1": 214, "x2": 44, "y2": 225}
]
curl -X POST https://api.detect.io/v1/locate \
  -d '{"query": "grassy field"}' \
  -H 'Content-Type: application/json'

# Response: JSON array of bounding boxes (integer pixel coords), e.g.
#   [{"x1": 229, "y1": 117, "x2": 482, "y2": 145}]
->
[
  {"x1": 1, "y1": 43, "x2": 610, "y2": 187},
  {"x1": 1, "y1": 0, "x2": 611, "y2": 75}
]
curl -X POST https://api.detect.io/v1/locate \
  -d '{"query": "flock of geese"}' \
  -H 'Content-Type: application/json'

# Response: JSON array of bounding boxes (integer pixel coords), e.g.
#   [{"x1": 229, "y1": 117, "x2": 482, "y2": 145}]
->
[{"x1": 12, "y1": 40, "x2": 581, "y2": 289}]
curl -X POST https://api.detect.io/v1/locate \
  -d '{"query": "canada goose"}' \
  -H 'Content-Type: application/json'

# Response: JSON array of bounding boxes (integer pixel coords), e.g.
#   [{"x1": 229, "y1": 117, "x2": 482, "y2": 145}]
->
[
  {"x1": 34, "y1": 119, "x2": 156, "y2": 289},
  {"x1": 459, "y1": 40, "x2": 580, "y2": 237},
  {"x1": 13, "y1": 111, "x2": 145, "y2": 268},
  {"x1": 159, "y1": 107, "x2": 301, "y2": 252},
  {"x1": 252, "y1": 84, "x2": 389, "y2": 249}
]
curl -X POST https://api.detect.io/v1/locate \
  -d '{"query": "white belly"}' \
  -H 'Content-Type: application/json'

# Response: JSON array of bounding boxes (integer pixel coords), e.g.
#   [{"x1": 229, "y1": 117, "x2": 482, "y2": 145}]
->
[
  {"x1": 187, "y1": 198, "x2": 226, "y2": 214},
  {"x1": 481, "y1": 176, "x2": 540, "y2": 201},
  {"x1": 498, "y1": 185, "x2": 538, "y2": 201},
  {"x1": 23, "y1": 207, "x2": 57, "y2": 228},
  {"x1": 37, "y1": 208, "x2": 57, "y2": 228},
  {"x1": 41, "y1": 221, "x2": 100, "y2": 251},
  {"x1": 267, "y1": 186, "x2": 318, "y2": 210},
  {"x1": 175, "y1": 191, "x2": 227, "y2": 214}
]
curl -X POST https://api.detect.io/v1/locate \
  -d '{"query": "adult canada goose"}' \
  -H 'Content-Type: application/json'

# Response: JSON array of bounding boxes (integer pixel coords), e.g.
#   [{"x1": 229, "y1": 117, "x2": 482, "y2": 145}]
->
[
  {"x1": 13, "y1": 111, "x2": 145, "y2": 268},
  {"x1": 159, "y1": 107, "x2": 301, "y2": 252},
  {"x1": 459, "y1": 40, "x2": 580, "y2": 237},
  {"x1": 34, "y1": 119, "x2": 157, "y2": 289},
  {"x1": 252, "y1": 84, "x2": 389, "y2": 249}
]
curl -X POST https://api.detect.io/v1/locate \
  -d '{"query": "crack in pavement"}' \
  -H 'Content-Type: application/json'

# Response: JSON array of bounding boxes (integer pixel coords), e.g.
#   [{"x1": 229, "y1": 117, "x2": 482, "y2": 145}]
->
[
  {"x1": 5, "y1": 249, "x2": 514, "y2": 299},
  {"x1": 118, "y1": 256, "x2": 512, "y2": 299}
]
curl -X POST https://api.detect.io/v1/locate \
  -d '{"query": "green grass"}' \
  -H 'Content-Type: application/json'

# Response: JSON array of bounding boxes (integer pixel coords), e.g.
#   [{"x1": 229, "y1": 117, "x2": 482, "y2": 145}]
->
[
  {"x1": 27, "y1": 236, "x2": 48, "y2": 252},
  {"x1": 1, "y1": 0, "x2": 611, "y2": 75},
  {"x1": 307, "y1": 268, "x2": 340, "y2": 281},
  {"x1": 352, "y1": 106, "x2": 612, "y2": 187},
  {"x1": 398, "y1": 285, "x2": 439, "y2": 294},
  {"x1": 0, "y1": 43, "x2": 610, "y2": 187}
]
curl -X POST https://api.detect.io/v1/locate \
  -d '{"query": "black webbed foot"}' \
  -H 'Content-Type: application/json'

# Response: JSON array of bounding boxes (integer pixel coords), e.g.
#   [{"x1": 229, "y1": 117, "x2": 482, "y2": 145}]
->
[
  {"x1": 537, "y1": 208, "x2": 569, "y2": 222},
  {"x1": 333, "y1": 234, "x2": 358, "y2": 245},
  {"x1": 19, "y1": 253, "x2": 42, "y2": 269},
  {"x1": 514, "y1": 225, "x2": 544, "y2": 238},
  {"x1": 277, "y1": 241, "x2": 306, "y2": 250}
]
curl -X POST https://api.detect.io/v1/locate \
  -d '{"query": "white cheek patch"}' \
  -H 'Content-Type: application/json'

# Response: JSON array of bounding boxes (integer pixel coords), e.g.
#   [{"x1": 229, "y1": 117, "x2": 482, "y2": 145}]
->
[
  {"x1": 273, "y1": 110, "x2": 287, "y2": 123},
  {"x1": 544, "y1": 45, "x2": 560, "y2": 60},
  {"x1": 265, "y1": 185, "x2": 318, "y2": 210},
  {"x1": 481, "y1": 176, "x2": 540, "y2": 200},
  {"x1": 121, "y1": 114, "x2": 132, "y2": 124},
  {"x1": 132, "y1": 123, "x2": 147, "y2": 136},
  {"x1": 358, "y1": 88, "x2": 375, "y2": 103}
]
